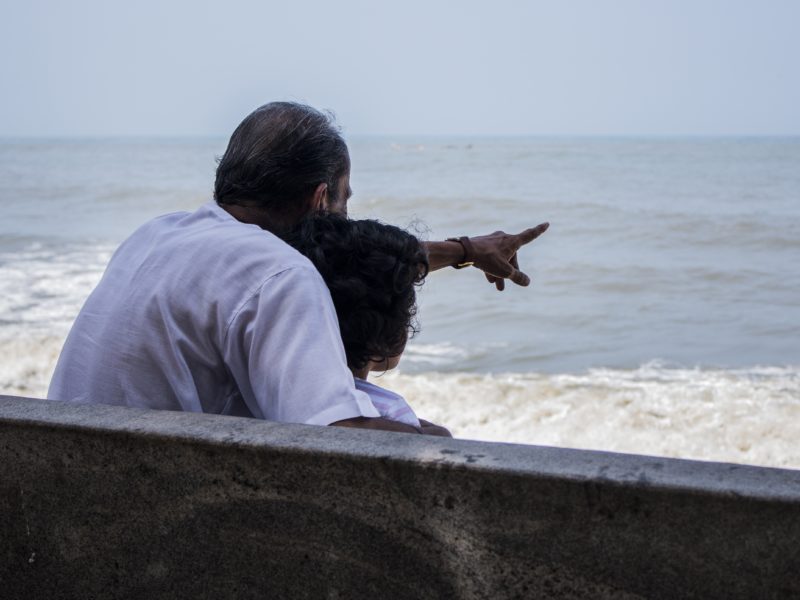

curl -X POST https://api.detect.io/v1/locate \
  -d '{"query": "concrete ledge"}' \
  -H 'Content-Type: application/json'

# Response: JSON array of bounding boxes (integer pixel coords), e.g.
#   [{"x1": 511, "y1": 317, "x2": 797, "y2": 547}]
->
[{"x1": 1, "y1": 395, "x2": 799, "y2": 599}]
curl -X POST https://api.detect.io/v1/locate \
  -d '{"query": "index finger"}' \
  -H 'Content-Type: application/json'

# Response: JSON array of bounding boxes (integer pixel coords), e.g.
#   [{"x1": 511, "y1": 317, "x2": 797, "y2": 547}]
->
[{"x1": 515, "y1": 222, "x2": 550, "y2": 246}]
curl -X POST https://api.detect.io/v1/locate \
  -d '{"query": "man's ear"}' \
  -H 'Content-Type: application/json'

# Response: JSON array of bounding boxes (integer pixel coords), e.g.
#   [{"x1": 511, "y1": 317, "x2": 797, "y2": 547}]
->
[{"x1": 309, "y1": 182, "x2": 328, "y2": 213}]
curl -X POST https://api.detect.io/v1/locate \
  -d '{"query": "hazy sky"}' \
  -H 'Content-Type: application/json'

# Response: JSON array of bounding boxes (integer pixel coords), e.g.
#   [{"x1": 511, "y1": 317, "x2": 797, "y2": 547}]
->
[{"x1": 2, "y1": 0, "x2": 798, "y2": 137}]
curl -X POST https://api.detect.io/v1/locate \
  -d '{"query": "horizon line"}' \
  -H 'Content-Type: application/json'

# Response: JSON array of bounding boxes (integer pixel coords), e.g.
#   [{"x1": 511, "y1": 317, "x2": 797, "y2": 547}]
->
[{"x1": 1, "y1": 132, "x2": 799, "y2": 142}]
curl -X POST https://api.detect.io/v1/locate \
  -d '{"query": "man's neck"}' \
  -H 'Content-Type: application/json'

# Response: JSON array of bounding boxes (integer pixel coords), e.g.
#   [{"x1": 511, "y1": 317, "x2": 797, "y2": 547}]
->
[{"x1": 219, "y1": 203, "x2": 300, "y2": 236}]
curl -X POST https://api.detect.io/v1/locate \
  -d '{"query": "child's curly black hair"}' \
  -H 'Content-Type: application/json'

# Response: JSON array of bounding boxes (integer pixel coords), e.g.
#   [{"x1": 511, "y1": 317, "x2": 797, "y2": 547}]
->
[{"x1": 284, "y1": 214, "x2": 429, "y2": 371}]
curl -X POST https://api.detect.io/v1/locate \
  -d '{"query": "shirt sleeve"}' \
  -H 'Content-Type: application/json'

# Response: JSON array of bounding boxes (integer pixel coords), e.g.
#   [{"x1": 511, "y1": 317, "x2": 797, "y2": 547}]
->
[{"x1": 222, "y1": 265, "x2": 381, "y2": 425}]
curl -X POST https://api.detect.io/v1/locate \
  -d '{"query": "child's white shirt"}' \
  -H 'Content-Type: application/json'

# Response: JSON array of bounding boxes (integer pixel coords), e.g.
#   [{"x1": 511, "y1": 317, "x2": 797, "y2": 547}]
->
[{"x1": 353, "y1": 377, "x2": 421, "y2": 428}]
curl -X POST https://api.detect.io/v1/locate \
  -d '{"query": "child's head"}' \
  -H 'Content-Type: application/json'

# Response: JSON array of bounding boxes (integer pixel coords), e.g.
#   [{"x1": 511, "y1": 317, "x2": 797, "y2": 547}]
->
[{"x1": 285, "y1": 214, "x2": 428, "y2": 373}]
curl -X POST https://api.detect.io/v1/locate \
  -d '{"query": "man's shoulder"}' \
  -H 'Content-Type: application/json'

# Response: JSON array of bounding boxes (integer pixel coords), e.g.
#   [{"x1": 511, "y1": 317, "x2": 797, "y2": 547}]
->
[
  {"x1": 125, "y1": 201, "x2": 308, "y2": 268},
  {"x1": 105, "y1": 201, "x2": 318, "y2": 313}
]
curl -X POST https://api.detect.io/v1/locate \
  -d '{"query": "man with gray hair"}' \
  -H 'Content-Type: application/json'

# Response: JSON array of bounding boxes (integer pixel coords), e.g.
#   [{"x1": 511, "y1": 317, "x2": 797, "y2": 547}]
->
[{"x1": 49, "y1": 102, "x2": 548, "y2": 435}]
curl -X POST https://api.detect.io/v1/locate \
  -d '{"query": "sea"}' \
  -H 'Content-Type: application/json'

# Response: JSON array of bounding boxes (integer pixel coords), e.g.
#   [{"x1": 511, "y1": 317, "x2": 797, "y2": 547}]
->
[{"x1": 1, "y1": 136, "x2": 798, "y2": 468}]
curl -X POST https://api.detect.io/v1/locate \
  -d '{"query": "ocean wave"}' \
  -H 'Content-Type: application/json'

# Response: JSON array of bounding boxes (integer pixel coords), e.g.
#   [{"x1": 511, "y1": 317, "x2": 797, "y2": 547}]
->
[
  {"x1": 4, "y1": 329, "x2": 798, "y2": 470},
  {"x1": 374, "y1": 363, "x2": 800, "y2": 470},
  {"x1": 402, "y1": 342, "x2": 509, "y2": 367},
  {"x1": 0, "y1": 242, "x2": 112, "y2": 329},
  {"x1": 0, "y1": 334, "x2": 65, "y2": 397}
]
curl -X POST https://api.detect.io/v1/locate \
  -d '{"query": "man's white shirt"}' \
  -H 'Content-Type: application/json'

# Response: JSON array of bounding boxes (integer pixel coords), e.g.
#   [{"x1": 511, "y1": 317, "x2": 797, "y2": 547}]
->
[{"x1": 48, "y1": 201, "x2": 380, "y2": 425}]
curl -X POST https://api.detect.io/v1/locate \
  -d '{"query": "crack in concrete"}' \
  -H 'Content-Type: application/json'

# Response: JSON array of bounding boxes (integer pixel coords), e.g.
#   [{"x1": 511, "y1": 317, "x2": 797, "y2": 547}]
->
[{"x1": 18, "y1": 484, "x2": 36, "y2": 564}]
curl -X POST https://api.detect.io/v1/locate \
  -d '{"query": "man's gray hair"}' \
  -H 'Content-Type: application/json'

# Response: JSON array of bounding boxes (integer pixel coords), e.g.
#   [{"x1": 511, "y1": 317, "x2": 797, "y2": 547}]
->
[{"x1": 214, "y1": 102, "x2": 349, "y2": 212}]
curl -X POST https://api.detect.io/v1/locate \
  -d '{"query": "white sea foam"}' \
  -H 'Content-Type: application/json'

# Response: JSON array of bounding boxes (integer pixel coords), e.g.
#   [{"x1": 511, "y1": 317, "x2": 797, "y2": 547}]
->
[
  {"x1": 5, "y1": 318, "x2": 799, "y2": 469},
  {"x1": 373, "y1": 364, "x2": 800, "y2": 469},
  {"x1": 0, "y1": 242, "x2": 111, "y2": 396},
  {"x1": 9, "y1": 321, "x2": 798, "y2": 470},
  {"x1": 0, "y1": 334, "x2": 65, "y2": 396},
  {"x1": 402, "y1": 342, "x2": 509, "y2": 367},
  {"x1": 0, "y1": 243, "x2": 112, "y2": 331}
]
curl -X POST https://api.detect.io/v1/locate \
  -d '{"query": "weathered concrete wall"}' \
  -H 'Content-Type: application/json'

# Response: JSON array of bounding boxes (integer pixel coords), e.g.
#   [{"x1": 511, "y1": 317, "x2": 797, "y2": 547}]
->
[{"x1": 1, "y1": 395, "x2": 799, "y2": 599}]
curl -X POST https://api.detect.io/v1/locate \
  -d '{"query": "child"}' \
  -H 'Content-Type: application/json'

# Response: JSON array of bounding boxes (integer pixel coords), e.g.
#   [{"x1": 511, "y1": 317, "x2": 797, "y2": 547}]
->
[{"x1": 284, "y1": 214, "x2": 430, "y2": 429}]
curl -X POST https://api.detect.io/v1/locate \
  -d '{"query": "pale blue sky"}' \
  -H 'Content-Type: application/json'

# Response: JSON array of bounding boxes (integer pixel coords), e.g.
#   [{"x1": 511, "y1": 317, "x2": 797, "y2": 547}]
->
[{"x1": 1, "y1": 0, "x2": 798, "y2": 137}]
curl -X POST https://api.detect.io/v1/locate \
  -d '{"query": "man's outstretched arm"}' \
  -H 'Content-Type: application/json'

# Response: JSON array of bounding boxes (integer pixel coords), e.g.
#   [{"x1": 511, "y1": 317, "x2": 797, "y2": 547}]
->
[
  {"x1": 422, "y1": 222, "x2": 549, "y2": 291},
  {"x1": 330, "y1": 416, "x2": 452, "y2": 437}
]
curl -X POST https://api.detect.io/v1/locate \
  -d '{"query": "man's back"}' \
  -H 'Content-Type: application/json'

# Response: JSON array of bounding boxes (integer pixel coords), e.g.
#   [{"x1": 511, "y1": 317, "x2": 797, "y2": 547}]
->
[{"x1": 48, "y1": 201, "x2": 379, "y2": 425}]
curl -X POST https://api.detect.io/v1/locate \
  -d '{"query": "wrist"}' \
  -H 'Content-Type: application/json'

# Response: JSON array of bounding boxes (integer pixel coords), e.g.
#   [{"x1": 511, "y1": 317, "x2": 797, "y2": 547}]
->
[{"x1": 444, "y1": 236, "x2": 476, "y2": 269}]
